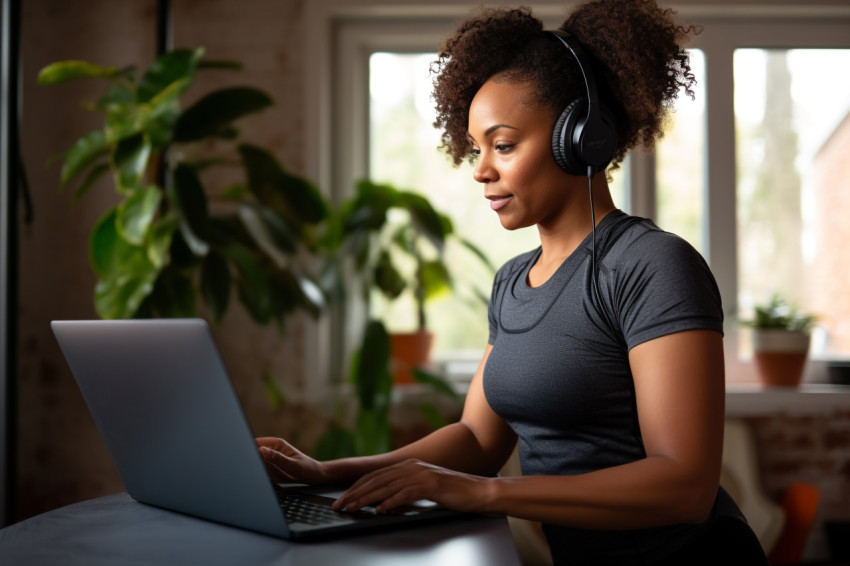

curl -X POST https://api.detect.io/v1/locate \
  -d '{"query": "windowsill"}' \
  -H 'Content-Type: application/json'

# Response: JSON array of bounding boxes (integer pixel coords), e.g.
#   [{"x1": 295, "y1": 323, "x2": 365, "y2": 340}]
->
[{"x1": 725, "y1": 383, "x2": 850, "y2": 416}]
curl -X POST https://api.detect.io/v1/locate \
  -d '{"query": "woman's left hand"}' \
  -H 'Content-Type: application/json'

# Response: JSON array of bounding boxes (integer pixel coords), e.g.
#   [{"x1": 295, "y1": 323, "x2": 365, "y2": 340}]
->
[{"x1": 331, "y1": 459, "x2": 492, "y2": 514}]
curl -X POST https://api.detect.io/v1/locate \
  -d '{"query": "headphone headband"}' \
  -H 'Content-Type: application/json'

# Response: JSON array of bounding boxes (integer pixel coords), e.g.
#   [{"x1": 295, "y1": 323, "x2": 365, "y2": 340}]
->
[
  {"x1": 547, "y1": 30, "x2": 600, "y2": 115},
  {"x1": 545, "y1": 29, "x2": 617, "y2": 175}
]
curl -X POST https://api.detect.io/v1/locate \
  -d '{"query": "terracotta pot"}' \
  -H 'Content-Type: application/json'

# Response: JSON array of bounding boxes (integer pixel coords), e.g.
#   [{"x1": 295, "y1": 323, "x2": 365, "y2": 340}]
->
[
  {"x1": 389, "y1": 330, "x2": 434, "y2": 385},
  {"x1": 752, "y1": 330, "x2": 810, "y2": 387}
]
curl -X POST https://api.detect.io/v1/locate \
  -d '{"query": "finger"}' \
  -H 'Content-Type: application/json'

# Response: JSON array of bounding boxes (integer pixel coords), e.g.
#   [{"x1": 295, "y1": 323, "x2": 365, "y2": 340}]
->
[
  {"x1": 374, "y1": 484, "x2": 427, "y2": 513},
  {"x1": 259, "y1": 447, "x2": 301, "y2": 481},
  {"x1": 255, "y1": 437, "x2": 286, "y2": 451},
  {"x1": 335, "y1": 467, "x2": 422, "y2": 511}
]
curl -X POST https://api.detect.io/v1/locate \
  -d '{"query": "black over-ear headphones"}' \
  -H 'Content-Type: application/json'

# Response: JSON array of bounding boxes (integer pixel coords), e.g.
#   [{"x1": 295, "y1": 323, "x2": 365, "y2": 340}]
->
[{"x1": 547, "y1": 30, "x2": 618, "y2": 176}]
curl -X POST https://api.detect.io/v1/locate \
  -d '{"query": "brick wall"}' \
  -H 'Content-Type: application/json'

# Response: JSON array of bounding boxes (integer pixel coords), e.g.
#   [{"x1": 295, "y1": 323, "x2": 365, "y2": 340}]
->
[{"x1": 746, "y1": 411, "x2": 850, "y2": 561}]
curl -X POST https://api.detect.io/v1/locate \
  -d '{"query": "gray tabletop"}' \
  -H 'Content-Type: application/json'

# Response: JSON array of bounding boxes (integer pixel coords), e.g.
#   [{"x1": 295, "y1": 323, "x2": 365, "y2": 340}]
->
[{"x1": 0, "y1": 493, "x2": 522, "y2": 565}]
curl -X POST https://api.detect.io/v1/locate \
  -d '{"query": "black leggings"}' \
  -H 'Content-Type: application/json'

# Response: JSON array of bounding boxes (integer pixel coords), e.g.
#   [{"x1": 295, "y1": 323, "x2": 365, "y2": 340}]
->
[{"x1": 653, "y1": 516, "x2": 770, "y2": 566}]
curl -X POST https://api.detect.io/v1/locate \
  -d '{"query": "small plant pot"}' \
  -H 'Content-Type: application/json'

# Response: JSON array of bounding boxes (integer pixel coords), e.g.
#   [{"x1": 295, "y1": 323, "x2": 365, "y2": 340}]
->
[
  {"x1": 390, "y1": 330, "x2": 434, "y2": 385},
  {"x1": 752, "y1": 330, "x2": 810, "y2": 387}
]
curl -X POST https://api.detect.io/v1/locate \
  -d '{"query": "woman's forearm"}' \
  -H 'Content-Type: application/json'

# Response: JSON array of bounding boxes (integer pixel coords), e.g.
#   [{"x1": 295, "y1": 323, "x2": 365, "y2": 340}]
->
[
  {"x1": 481, "y1": 454, "x2": 719, "y2": 530},
  {"x1": 322, "y1": 420, "x2": 512, "y2": 484}
]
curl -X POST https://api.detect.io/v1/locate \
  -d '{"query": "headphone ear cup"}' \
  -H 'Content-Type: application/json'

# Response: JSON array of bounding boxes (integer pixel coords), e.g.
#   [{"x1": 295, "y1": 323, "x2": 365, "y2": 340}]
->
[
  {"x1": 551, "y1": 98, "x2": 586, "y2": 175},
  {"x1": 552, "y1": 98, "x2": 618, "y2": 175}
]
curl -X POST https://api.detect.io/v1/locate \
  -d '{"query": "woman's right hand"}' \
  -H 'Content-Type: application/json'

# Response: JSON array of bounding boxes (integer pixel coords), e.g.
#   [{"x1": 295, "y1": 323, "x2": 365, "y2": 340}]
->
[{"x1": 256, "y1": 437, "x2": 330, "y2": 485}]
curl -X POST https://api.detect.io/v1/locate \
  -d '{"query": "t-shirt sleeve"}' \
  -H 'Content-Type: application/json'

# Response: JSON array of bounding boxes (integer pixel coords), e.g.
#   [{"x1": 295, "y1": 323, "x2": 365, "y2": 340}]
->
[{"x1": 613, "y1": 230, "x2": 724, "y2": 350}]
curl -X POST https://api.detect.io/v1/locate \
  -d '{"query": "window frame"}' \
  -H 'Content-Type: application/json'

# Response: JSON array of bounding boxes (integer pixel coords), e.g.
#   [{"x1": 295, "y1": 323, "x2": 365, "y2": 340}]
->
[{"x1": 303, "y1": 1, "x2": 850, "y2": 390}]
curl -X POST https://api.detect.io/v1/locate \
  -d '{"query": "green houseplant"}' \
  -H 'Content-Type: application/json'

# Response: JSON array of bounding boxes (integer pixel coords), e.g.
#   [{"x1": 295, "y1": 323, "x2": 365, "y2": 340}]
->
[
  {"x1": 326, "y1": 179, "x2": 492, "y2": 383},
  {"x1": 314, "y1": 180, "x2": 491, "y2": 459},
  {"x1": 38, "y1": 48, "x2": 328, "y2": 327},
  {"x1": 742, "y1": 294, "x2": 817, "y2": 386}
]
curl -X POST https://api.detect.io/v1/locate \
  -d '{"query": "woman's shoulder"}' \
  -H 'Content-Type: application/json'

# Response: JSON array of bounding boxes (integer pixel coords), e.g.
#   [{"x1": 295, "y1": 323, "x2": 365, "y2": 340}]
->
[{"x1": 605, "y1": 214, "x2": 706, "y2": 270}]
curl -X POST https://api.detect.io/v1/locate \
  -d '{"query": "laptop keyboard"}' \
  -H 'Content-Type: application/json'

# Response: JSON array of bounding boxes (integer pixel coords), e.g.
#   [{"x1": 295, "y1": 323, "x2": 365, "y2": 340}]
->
[{"x1": 277, "y1": 492, "x2": 377, "y2": 526}]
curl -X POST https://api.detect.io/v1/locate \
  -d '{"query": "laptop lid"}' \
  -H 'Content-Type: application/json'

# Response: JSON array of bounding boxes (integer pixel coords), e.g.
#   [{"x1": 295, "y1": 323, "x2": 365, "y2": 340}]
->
[
  {"x1": 51, "y1": 318, "x2": 461, "y2": 540},
  {"x1": 51, "y1": 319, "x2": 291, "y2": 538}
]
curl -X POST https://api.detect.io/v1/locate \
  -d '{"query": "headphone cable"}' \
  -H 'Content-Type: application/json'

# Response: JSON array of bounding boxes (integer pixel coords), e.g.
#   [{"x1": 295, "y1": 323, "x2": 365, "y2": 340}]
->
[{"x1": 588, "y1": 165, "x2": 598, "y2": 294}]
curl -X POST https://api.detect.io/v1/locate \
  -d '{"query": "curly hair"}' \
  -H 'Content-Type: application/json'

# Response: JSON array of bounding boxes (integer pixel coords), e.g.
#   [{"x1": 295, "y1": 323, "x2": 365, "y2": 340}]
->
[{"x1": 431, "y1": 0, "x2": 701, "y2": 171}]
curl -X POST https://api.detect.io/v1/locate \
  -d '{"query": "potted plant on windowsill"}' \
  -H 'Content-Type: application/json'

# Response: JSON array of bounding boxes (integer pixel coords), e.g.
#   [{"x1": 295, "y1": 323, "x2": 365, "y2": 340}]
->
[{"x1": 743, "y1": 294, "x2": 817, "y2": 387}]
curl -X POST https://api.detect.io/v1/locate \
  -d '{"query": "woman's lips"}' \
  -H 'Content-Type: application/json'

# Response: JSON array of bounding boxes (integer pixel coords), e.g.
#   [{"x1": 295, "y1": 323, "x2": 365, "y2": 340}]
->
[{"x1": 488, "y1": 195, "x2": 513, "y2": 211}]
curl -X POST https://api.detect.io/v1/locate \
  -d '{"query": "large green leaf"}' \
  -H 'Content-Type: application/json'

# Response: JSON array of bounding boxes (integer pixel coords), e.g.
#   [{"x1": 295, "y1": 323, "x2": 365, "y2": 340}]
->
[
  {"x1": 89, "y1": 208, "x2": 160, "y2": 318},
  {"x1": 149, "y1": 267, "x2": 197, "y2": 318},
  {"x1": 237, "y1": 204, "x2": 296, "y2": 268},
  {"x1": 72, "y1": 162, "x2": 110, "y2": 203},
  {"x1": 344, "y1": 181, "x2": 396, "y2": 233},
  {"x1": 239, "y1": 144, "x2": 328, "y2": 225},
  {"x1": 60, "y1": 131, "x2": 108, "y2": 188},
  {"x1": 353, "y1": 320, "x2": 391, "y2": 411},
  {"x1": 420, "y1": 260, "x2": 452, "y2": 300},
  {"x1": 355, "y1": 408, "x2": 392, "y2": 456},
  {"x1": 398, "y1": 192, "x2": 446, "y2": 252},
  {"x1": 267, "y1": 268, "x2": 304, "y2": 322},
  {"x1": 116, "y1": 185, "x2": 162, "y2": 245},
  {"x1": 171, "y1": 164, "x2": 210, "y2": 255},
  {"x1": 208, "y1": 215, "x2": 256, "y2": 250},
  {"x1": 296, "y1": 272, "x2": 326, "y2": 316},
  {"x1": 105, "y1": 103, "x2": 150, "y2": 144},
  {"x1": 95, "y1": 83, "x2": 135, "y2": 109},
  {"x1": 267, "y1": 268, "x2": 324, "y2": 321},
  {"x1": 112, "y1": 133, "x2": 152, "y2": 192},
  {"x1": 225, "y1": 245, "x2": 272, "y2": 324},
  {"x1": 146, "y1": 212, "x2": 177, "y2": 269},
  {"x1": 136, "y1": 47, "x2": 204, "y2": 103},
  {"x1": 37, "y1": 60, "x2": 122, "y2": 85},
  {"x1": 200, "y1": 251, "x2": 232, "y2": 323},
  {"x1": 173, "y1": 87, "x2": 273, "y2": 142},
  {"x1": 373, "y1": 250, "x2": 405, "y2": 299},
  {"x1": 94, "y1": 271, "x2": 158, "y2": 320}
]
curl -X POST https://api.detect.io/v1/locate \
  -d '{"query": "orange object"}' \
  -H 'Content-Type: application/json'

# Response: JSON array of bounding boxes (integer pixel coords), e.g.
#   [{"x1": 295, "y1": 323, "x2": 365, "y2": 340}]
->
[
  {"x1": 389, "y1": 330, "x2": 434, "y2": 384},
  {"x1": 768, "y1": 482, "x2": 821, "y2": 565}
]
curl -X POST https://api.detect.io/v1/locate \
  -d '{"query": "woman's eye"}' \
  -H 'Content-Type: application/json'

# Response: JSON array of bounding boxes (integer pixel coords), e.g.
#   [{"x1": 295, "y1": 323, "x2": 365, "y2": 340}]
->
[{"x1": 495, "y1": 143, "x2": 514, "y2": 152}]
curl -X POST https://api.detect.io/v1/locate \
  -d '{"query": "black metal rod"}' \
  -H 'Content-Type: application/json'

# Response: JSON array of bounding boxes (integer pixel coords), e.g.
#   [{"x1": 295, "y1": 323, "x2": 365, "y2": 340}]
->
[
  {"x1": 156, "y1": 0, "x2": 172, "y2": 56},
  {"x1": 0, "y1": 0, "x2": 21, "y2": 527},
  {"x1": 155, "y1": 0, "x2": 172, "y2": 191}
]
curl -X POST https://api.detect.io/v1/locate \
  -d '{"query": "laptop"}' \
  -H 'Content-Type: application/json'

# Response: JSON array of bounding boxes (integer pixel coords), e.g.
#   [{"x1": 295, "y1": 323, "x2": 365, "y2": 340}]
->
[{"x1": 51, "y1": 318, "x2": 460, "y2": 539}]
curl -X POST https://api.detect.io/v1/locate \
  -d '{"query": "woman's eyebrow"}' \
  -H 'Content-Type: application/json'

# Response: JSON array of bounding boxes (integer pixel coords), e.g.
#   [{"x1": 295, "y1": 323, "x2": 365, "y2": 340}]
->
[{"x1": 468, "y1": 123, "x2": 520, "y2": 142}]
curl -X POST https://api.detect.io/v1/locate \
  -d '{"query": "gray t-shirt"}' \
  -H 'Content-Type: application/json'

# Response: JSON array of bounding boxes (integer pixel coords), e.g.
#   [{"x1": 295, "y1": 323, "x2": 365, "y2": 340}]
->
[{"x1": 484, "y1": 210, "x2": 734, "y2": 564}]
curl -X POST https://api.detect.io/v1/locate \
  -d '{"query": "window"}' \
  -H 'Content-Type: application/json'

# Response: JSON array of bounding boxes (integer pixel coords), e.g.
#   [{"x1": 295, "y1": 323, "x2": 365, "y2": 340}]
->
[
  {"x1": 734, "y1": 48, "x2": 850, "y2": 357},
  {"x1": 307, "y1": 4, "x2": 850, "y2": 385},
  {"x1": 655, "y1": 49, "x2": 706, "y2": 255}
]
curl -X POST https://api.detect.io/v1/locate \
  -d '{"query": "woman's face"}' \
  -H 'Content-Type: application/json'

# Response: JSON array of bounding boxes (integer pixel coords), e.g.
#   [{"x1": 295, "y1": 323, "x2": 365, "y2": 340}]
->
[{"x1": 468, "y1": 77, "x2": 573, "y2": 231}]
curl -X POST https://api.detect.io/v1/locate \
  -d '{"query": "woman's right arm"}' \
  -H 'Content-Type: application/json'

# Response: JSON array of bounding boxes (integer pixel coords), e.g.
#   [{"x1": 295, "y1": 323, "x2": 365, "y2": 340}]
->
[{"x1": 257, "y1": 343, "x2": 517, "y2": 485}]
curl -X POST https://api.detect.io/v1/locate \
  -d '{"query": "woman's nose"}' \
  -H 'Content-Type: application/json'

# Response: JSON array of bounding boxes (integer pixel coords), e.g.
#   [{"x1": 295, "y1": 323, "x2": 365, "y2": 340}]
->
[{"x1": 472, "y1": 153, "x2": 497, "y2": 184}]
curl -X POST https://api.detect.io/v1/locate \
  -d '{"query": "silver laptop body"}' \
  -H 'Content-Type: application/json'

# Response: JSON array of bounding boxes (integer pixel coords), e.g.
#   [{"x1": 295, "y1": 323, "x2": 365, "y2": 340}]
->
[{"x1": 51, "y1": 318, "x2": 455, "y2": 539}]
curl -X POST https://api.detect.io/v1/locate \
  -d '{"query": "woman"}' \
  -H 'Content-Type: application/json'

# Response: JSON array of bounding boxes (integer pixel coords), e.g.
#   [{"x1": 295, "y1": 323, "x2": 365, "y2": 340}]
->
[{"x1": 259, "y1": 1, "x2": 769, "y2": 563}]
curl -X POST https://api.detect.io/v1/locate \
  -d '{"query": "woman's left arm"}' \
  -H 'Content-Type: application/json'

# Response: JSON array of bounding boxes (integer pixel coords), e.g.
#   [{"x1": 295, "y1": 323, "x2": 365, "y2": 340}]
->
[{"x1": 336, "y1": 328, "x2": 725, "y2": 530}]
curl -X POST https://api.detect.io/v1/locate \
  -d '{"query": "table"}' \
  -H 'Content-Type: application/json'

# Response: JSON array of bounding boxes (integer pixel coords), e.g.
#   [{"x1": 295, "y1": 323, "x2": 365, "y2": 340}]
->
[{"x1": 0, "y1": 493, "x2": 522, "y2": 566}]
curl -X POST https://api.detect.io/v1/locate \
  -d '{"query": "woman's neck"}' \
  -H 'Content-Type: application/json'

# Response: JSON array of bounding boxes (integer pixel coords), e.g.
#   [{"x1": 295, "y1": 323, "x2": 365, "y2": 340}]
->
[{"x1": 537, "y1": 174, "x2": 615, "y2": 262}]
